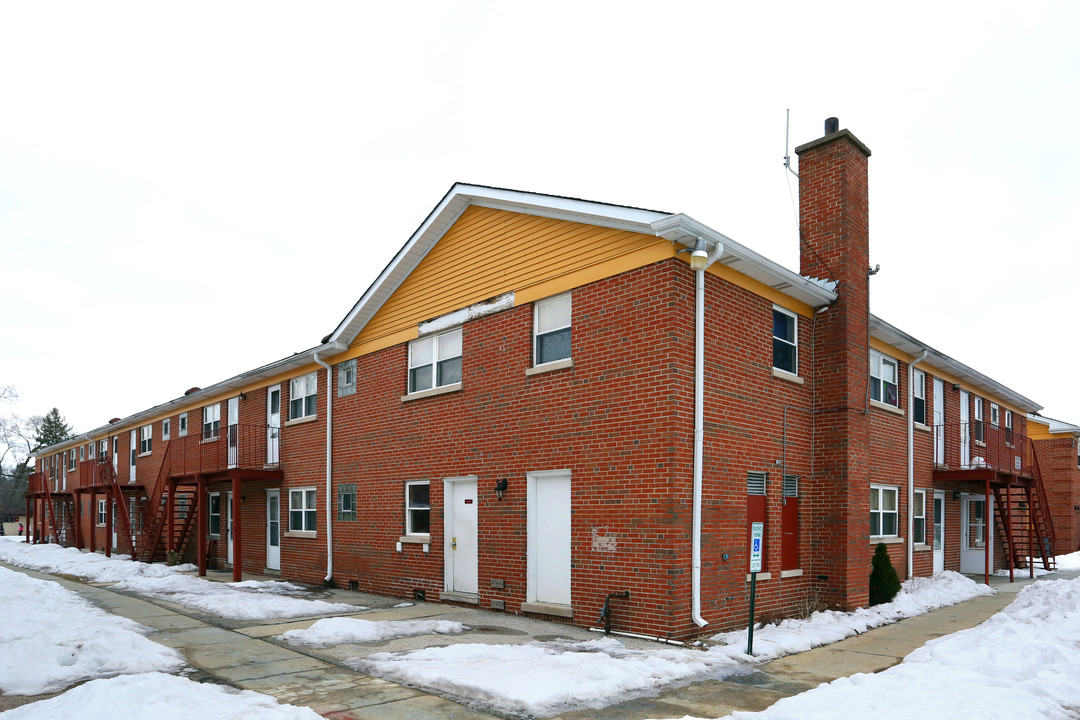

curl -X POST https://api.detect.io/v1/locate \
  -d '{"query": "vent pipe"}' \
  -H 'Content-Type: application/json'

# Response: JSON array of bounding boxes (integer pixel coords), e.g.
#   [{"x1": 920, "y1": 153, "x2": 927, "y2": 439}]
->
[{"x1": 825, "y1": 117, "x2": 840, "y2": 135}]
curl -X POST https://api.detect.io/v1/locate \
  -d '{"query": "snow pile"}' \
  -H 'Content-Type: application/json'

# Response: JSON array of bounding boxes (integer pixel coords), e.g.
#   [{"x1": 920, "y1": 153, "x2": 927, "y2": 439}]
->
[
  {"x1": 0, "y1": 540, "x2": 356, "y2": 620},
  {"x1": 707, "y1": 570, "x2": 995, "y2": 662},
  {"x1": 0, "y1": 566, "x2": 185, "y2": 695},
  {"x1": 0, "y1": 672, "x2": 322, "y2": 720},
  {"x1": 351, "y1": 637, "x2": 746, "y2": 717},
  {"x1": 1054, "y1": 549, "x2": 1080, "y2": 571},
  {"x1": 280, "y1": 617, "x2": 465, "y2": 647},
  {"x1": 714, "y1": 577, "x2": 1080, "y2": 719}
]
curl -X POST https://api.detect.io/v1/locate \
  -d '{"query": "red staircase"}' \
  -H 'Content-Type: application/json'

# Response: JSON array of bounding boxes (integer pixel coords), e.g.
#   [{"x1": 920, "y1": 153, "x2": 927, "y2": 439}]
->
[{"x1": 992, "y1": 447, "x2": 1056, "y2": 576}]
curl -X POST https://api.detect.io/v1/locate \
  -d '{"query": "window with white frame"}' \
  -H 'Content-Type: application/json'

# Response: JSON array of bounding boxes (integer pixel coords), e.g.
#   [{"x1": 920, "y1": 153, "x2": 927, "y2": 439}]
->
[
  {"x1": 338, "y1": 359, "x2": 356, "y2": 398},
  {"x1": 772, "y1": 307, "x2": 798, "y2": 375},
  {"x1": 178, "y1": 412, "x2": 188, "y2": 437},
  {"x1": 79, "y1": 445, "x2": 84, "y2": 462},
  {"x1": 68, "y1": 450, "x2": 76, "y2": 472},
  {"x1": 408, "y1": 329, "x2": 462, "y2": 393},
  {"x1": 290, "y1": 372, "x2": 318, "y2": 419},
  {"x1": 871, "y1": 485, "x2": 899, "y2": 537},
  {"x1": 208, "y1": 493, "x2": 221, "y2": 536},
  {"x1": 99, "y1": 439, "x2": 108, "y2": 456},
  {"x1": 138, "y1": 425, "x2": 152, "y2": 455},
  {"x1": 88, "y1": 442, "x2": 95, "y2": 459},
  {"x1": 990, "y1": 402, "x2": 1000, "y2": 427},
  {"x1": 913, "y1": 490, "x2": 926, "y2": 544},
  {"x1": 289, "y1": 488, "x2": 317, "y2": 532},
  {"x1": 1005, "y1": 410, "x2": 1014, "y2": 445},
  {"x1": 534, "y1": 294, "x2": 572, "y2": 366},
  {"x1": 162, "y1": 417, "x2": 171, "y2": 440},
  {"x1": 870, "y1": 350, "x2": 900, "y2": 407},
  {"x1": 973, "y1": 397, "x2": 985, "y2": 443},
  {"x1": 203, "y1": 404, "x2": 220, "y2": 440},
  {"x1": 913, "y1": 369, "x2": 926, "y2": 425},
  {"x1": 405, "y1": 481, "x2": 430, "y2": 535},
  {"x1": 338, "y1": 483, "x2": 356, "y2": 521},
  {"x1": 97, "y1": 499, "x2": 107, "y2": 526}
]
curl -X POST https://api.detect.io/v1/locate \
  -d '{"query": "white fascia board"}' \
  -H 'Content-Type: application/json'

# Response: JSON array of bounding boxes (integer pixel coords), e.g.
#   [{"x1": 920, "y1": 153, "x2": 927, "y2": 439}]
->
[
  {"x1": 328, "y1": 184, "x2": 672, "y2": 347},
  {"x1": 43, "y1": 341, "x2": 349, "y2": 455},
  {"x1": 652, "y1": 214, "x2": 837, "y2": 308},
  {"x1": 870, "y1": 316, "x2": 1042, "y2": 412}
]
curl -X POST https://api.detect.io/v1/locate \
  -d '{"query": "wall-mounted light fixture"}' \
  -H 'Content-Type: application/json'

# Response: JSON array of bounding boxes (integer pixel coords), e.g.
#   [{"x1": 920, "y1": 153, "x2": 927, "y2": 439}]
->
[
  {"x1": 952, "y1": 490, "x2": 962, "y2": 500},
  {"x1": 494, "y1": 478, "x2": 509, "y2": 501},
  {"x1": 688, "y1": 238, "x2": 709, "y2": 271},
  {"x1": 952, "y1": 383, "x2": 961, "y2": 392},
  {"x1": 239, "y1": 392, "x2": 247, "y2": 401}
]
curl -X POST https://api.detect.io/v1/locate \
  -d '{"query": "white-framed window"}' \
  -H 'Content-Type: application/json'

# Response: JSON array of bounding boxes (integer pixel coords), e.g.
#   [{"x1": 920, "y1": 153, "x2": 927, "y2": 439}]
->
[
  {"x1": 79, "y1": 445, "x2": 85, "y2": 462},
  {"x1": 67, "y1": 450, "x2": 76, "y2": 472},
  {"x1": 178, "y1": 412, "x2": 188, "y2": 437},
  {"x1": 138, "y1": 425, "x2": 152, "y2": 455},
  {"x1": 870, "y1": 350, "x2": 899, "y2": 407},
  {"x1": 99, "y1": 439, "x2": 108, "y2": 456},
  {"x1": 290, "y1": 372, "x2": 318, "y2": 419},
  {"x1": 88, "y1": 442, "x2": 95, "y2": 460},
  {"x1": 408, "y1": 328, "x2": 462, "y2": 393},
  {"x1": 973, "y1": 397, "x2": 985, "y2": 443},
  {"x1": 162, "y1": 417, "x2": 171, "y2": 440},
  {"x1": 208, "y1": 493, "x2": 221, "y2": 536},
  {"x1": 1005, "y1": 410, "x2": 1014, "y2": 445},
  {"x1": 338, "y1": 359, "x2": 357, "y2": 398},
  {"x1": 405, "y1": 481, "x2": 430, "y2": 535},
  {"x1": 338, "y1": 483, "x2": 356, "y2": 521},
  {"x1": 534, "y1": 294, "x2": 572, "y2": 366},
  {"x1": 772, "y1": 306, "x2": 798, "y2": 375},
  {"x1": 912, "y1": 369, "x2": 926, "y2": 425},
  {"x1": 97, "y1": 499, "x2": 107, "y2": 526},
  {"x1": 203, "y1": 404, "x2": 220, "y2": 440},
  {"x1": 913, "y1": 490, "x2": 926, "y2": 544},
  {"x1": 871, "y1": 485, "x2": 899, "y2": 537},
  {"x1": 289, "y1": 488, "x2": 317, "y2": 532},
  {"x1": 990, "y1": 402, "x2": 1000, "y2": 427}
]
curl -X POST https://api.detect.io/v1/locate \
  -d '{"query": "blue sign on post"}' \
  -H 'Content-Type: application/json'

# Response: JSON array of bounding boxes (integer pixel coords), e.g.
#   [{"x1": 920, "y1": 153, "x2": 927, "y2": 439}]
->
[{"x1": 749, "y1": 522, "x2": 764, "y2": 573}]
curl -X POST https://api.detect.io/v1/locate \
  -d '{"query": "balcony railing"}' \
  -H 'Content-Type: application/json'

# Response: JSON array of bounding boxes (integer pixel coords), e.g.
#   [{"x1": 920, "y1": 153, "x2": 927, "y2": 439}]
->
[
  {"x1": 166, "y1": 423, "x2": 281, "y2": 477},
  {"x1": 931, "y1": 421, "x2": 1032, "y2": 477}
]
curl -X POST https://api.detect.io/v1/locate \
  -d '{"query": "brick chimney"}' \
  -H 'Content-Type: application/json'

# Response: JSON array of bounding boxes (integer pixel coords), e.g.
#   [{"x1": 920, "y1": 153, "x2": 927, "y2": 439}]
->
[{"x1": 796, "y1": 119, "x2": 874, "y2": 610}]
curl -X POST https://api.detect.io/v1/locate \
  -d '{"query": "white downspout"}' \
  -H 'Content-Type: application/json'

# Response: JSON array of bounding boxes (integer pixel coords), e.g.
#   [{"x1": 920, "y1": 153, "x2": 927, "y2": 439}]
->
[
  {"x1": 691, "y1": 239, "x2": 723, "y2": 628},
  {"x1": 907, "y1": 349, "x2": 929, "y2": 580},
  {"x1": 313, "y1": 351, "x2": 334, "y2": 583}
]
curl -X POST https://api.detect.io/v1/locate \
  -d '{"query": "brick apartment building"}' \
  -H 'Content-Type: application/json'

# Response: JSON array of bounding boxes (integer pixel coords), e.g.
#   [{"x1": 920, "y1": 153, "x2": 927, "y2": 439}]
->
[{"x1": 27, "y1": 121, "x2": 1065, "y2": 639}]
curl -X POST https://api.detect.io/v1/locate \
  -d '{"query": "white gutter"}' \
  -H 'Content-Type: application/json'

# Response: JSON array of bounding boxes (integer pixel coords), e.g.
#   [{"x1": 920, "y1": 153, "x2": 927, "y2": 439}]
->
[
  {"x1": 907, "y1": 350, "x2": 929, "y2": 580},
  {"x1": 313, "y1": 349, "x2": 337, "y2": 583},
  {"x1": 691, "y1": 240, "x2": 724, "y2": 628}
]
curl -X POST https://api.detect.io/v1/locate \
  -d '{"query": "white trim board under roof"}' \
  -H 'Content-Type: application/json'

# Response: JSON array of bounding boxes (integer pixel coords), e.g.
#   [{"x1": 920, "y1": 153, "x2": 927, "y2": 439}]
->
[
  {"x1": 328, "y1": 184, "x2": 838, "y2": 348},
  {"x1": 870, "y1": 315, "x2": 1041, "y2": 413}
]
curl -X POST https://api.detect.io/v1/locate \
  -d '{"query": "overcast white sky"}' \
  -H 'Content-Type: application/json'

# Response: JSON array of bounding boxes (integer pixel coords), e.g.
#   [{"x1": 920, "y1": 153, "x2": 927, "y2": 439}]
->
[{"x1": 2, "y1": 1, "x2": 1078, "y2": 438}]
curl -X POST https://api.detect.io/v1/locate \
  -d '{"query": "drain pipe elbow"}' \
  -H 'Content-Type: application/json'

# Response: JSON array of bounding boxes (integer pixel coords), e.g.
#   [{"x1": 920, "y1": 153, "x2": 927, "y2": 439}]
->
[
  {"x1": 907, "y1": 350, "x2": 929, "y2": 580},
  {"x1": 313, "y1": 350, "x2": 335, "y2": 584}
]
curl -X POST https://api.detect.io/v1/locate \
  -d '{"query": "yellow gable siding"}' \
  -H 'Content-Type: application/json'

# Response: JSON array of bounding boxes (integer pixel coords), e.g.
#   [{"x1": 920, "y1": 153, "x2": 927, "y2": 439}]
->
[{"x1": 351, "y1": 205, "x2": 671, "y2": 353}]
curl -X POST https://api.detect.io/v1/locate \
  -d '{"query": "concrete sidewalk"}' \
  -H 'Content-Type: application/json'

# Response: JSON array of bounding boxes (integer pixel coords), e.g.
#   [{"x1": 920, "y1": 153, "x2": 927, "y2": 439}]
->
[{"x1": 3, "y1": 561, "x2": 1074, "y2": 719}]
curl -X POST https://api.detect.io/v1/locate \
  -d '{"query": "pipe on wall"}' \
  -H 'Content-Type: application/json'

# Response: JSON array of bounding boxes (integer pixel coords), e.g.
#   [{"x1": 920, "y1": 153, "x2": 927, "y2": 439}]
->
[{"x1": 313, "y1": 350, "x2": 334, "y2": 583}]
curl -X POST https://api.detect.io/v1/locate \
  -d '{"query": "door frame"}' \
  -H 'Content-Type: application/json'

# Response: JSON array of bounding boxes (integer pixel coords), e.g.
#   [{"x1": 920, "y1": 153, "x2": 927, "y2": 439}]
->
[
  {"x1": 267, "y1": 385, "x2": 281, "y2": 466},
  {"x1": 526, "y1": 469, "x2": 573, "y2": 607},
  {"x1": 226, "y1": 491, "x2": 234, "y2": 565},
  {"x1": 266, "y1": 489, "x2": 281, "y2": 571},
  {"x1": 959, "y1": 390, "x2": 970, "y2": 467},
  {"x1": 933, "y1": 378, "x2": 945, "y2": 465},
  {"x1": 442, "y1": 475, "x2": 478, "y2": 596},
  {"x1": 227, "y1": 396, "x2": 239, "y2": 468},
  {"x1": 960, "y1": 493, "x2": 993, "y2": 574},
  {"x1": 129, "y1": 429, "x2": 137, "y2": 484},
  {"x1": 933, "y1": 490, "x2": 945, "y2": 573}
]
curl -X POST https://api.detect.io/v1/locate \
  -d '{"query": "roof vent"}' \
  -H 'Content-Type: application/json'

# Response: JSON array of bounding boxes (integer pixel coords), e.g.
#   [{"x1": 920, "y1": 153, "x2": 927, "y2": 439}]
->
[
  {"x1": 184, "y1": 386, "x2": 201, "y2": 396},
  {"x1": 825, "y1": 117, "x2": 840, "y2": 135}
]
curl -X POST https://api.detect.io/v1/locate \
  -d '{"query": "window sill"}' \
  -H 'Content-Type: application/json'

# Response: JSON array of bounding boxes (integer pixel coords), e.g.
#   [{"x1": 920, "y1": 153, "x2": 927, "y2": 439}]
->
[
  {"x1": 914, "y1": 422, "x2": 932, "y2": 433},
  {"x1": 771, "y1": 368, "x2": 804, "y2": 385},
  {"x1": 520, "y1": 601, "x2": 573, "y2": 618},
  {"x1": 871, "y1": 536, "x2": 905, "y2": 544},
  {"x1": 178, "y1": 433, "x2": 189, "y2": 439},
  {"x1": 745, "y1": 572, "x2": 772, "y2": 582},
  {"x1": 138, "y1": 451, "x2": 152, "y2": 458},
  {"x1": 914, "y1": 543, "x2": 932, "y2": 552},
  {"x1": 974, "y1": 440, "x2": 986, "y2": 447},
  {"x1": 525, "y1": 358, "x2": 573, "y2": 376},
  {"x1": 870, "y1": 399, "x2": 905, "y2": 416},
  {"x1": 284, "y1": 530, "x2": 317, "y2": 539},
  {"x1": 285, "y1": 415, "x2": 318, "y2": 428},
  {"x1": 399, "y1": 534, "x2": 431, "y2": 544},
  {"x1": 780, "y1": 568, "x2": 803, "y2": 578},
  {"x1": 401, "y1": 382, "x2": 463, "y2": 403}
]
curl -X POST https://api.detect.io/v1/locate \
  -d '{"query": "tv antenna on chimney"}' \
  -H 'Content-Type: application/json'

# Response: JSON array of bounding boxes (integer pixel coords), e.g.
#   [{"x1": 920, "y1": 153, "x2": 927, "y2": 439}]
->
[{"x1": 783, "y1": 109, "x2": 799, "y2": 180}]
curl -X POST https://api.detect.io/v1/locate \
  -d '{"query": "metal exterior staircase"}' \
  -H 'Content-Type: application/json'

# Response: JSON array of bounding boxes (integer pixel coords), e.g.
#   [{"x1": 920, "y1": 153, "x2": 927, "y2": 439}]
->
[{"x1": 992, "y1": 446, "x2": 1056, "y2": 574}]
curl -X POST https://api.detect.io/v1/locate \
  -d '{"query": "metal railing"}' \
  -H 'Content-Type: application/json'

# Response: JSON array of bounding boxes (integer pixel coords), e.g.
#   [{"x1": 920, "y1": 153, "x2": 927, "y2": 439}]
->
[
  {"x1": 166, "y1": 423, "x2": 281, "y2": 477},
  {"x1": 931, "y1": 421, "x2": 1031, "y2": 476}
]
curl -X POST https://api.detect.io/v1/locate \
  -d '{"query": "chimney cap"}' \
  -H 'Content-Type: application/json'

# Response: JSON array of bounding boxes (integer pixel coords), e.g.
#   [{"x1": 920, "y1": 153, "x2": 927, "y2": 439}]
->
[{"x1": 825, "y1": 117, "x2": 840, "y2": 134}]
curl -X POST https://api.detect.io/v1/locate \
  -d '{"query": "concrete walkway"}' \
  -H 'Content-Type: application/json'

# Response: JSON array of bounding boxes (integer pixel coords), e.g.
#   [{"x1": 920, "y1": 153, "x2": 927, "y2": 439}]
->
[{"x1": 3, "y1": 562, "x2": 1075, "y2": 719}]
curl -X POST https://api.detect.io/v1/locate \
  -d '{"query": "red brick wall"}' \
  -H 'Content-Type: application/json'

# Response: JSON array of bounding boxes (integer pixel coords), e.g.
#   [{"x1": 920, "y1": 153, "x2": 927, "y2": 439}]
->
[{"x1": 1034, "y1": 437, "x2": 1080, "y2": 553}]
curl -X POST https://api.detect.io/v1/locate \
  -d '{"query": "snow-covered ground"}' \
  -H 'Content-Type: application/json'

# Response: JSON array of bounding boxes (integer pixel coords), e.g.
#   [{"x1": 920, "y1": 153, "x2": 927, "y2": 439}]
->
[
  {"x1": 280, "y1": 617, "x2": 466, "y2": 647},
  {"x1": 0, "y1": 538, "x2": 357, "y2": 620}
]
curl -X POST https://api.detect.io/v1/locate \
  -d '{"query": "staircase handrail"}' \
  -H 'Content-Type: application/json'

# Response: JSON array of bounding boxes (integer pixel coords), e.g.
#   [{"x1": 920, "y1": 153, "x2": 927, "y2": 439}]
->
[
  {"x1": 98, "y1": 458, "x2": 138, "y2": 559},
  {"x1": 1026, "y1": 445, "x2": 1057, "y2": 557},
  {"x1": 140, "y1": 440, "x2": 175, "y2": 562}
]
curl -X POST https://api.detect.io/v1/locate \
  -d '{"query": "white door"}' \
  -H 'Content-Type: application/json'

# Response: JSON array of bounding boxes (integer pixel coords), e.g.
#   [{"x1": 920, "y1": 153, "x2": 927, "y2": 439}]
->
[
  {"x1": 266, "y1": 490, "x2": 281, "y2": 571},
  {"x1": 267, "y1": 386, "x2": 281, "y2": 466},
  {"x1": 112, "y1": 436, "x2": 119, "y2": 476},
  {"x1": 444, "y1": 477, "x2": 478, "y2": 595},
  {"x1": 129, "y1": 429, "x2": 137, "y2": 483},
  {"x1": 111, "y1": 503, "x2": 118, "y2": 549},
  {"x1": 960, "y1": 494, "x2": 993, "y2": 574},
  {"x1": 959, "y1": 390, "x2": 970, "y2": 467},
  {"x1": 933, "y1": 491, "x2": 945, "y2": 573},
  {"x1": 226, "y1": 492, "x2": 234, "y2": 565},
  {"x1": 227, "y1": 396, "x2": 239, "y2": 468},
  {"x1": 527, "y1": 470, "x2": 572, "y2": 606},
  {"x1": 933, "y1": 378, "x2": 945, "y2": 465}
]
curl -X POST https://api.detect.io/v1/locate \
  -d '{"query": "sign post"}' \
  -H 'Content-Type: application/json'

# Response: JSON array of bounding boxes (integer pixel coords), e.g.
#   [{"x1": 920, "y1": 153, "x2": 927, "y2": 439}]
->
[{"x1": 747, "y1": 521, "x2": 764, "y2": 655}]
